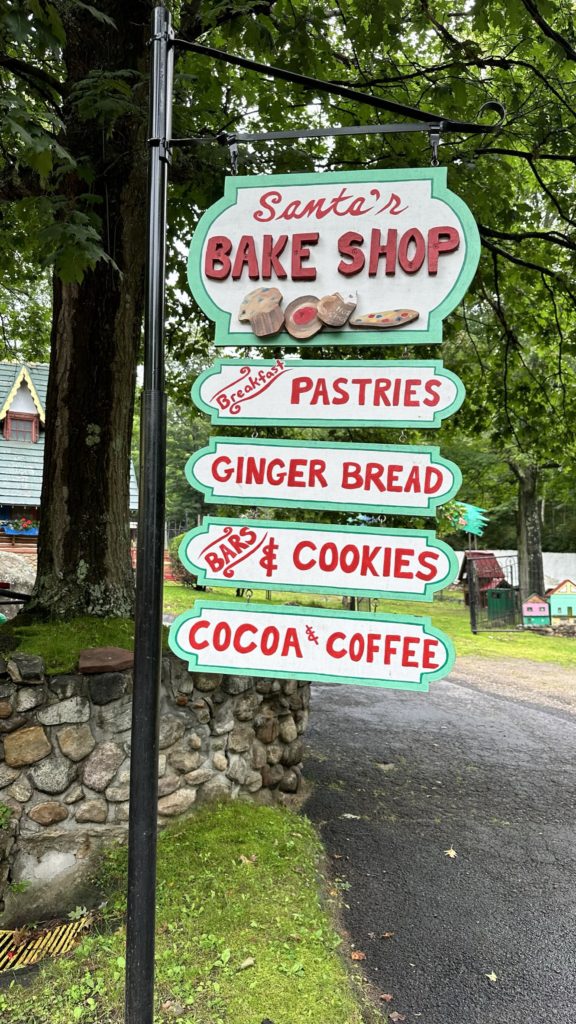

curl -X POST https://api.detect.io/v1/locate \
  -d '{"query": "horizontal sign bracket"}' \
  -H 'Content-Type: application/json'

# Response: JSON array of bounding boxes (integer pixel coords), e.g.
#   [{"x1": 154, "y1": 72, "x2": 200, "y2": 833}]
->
[{"x1": 172, "y1": 37, "x2": 505, "y2": 136}]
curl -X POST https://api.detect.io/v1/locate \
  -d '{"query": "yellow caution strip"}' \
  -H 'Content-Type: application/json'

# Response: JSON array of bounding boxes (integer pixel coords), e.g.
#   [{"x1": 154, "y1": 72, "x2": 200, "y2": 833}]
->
[{"x1": 0, "y1": 918, "x2": 89, "y2": 971}]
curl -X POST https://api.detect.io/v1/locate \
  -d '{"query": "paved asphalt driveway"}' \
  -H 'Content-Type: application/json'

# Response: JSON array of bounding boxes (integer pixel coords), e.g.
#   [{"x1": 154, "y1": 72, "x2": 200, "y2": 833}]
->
[{"x1": 303, "y1": 660, "x2": 576, "y2": 1023}]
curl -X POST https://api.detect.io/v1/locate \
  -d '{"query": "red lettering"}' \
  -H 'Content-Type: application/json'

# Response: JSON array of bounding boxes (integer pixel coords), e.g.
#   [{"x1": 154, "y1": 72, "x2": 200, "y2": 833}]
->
[
  {"x1": 368, "y1": 228, "x2": 397, "y2": 276},
  {"x1": 398, "y1": 228, "x2": 426, "y2": 273},
  {"x1": 423, "y1": 638, "x2": 440, "y2": 669},
  {"x1": 188, "y1": 620, "x2": 209, "y2": 650},
  {"x1": 424, "y1": 466, "x2": 443, "y2": 494},
  {"x1": 233, "y1": 623, "x2": 258, "y2": 654},
  {"x1": 231, "y1": 235, "x2": 260, "y2": 280},
  {"x1": 212, "y1": 456, "x2": 234, "y2": 483},
  {"x1": 416, "y1": 551, "x2": 439, "y2": 582},
  {"x1": 293, "y1": 541, "x2": 316, "y2": 571},
  {"x1": 205, "y1": 236, "x2": 232, "y2": 280},
  {"x1": 428, "y1": 226, "x2": 460, "y2": 273},
  {"x1": 327, "y1": 631, "x2": 347, "y2": 659},
  {"x1": 337, "y1": 231, "x2": 365, "y2": 275},
  {"x1": 291, "y1": 233, "x2": 319, "y2": 279},
  {"x1": 290, "y1": 377, "x2": 313, "y2": 404},
  {"x1": 262, "y1": 234, "x2": 288, "y2": 279},
  {"x1": 424, "y1": 379, "x2": 442, "y2": 406},
  {"x1": 402, "y1": 637, "x2": 419, "y2": 667},
  {"x1": 342, "y1": 461, "x2": 363, "y2": 489},
  {"x1": 254, "y1": 190, "x2": 282, "y2": 222}
]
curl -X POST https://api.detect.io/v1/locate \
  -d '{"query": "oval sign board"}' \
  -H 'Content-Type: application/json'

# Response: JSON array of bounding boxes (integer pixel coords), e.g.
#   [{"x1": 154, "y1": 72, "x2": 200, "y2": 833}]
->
[
  {"x1": 186, "y1": 438, "x2": 461, "y2": 515},
  {"x1": 168, "y1": 601, "x2": 455, "y2": 691},
  {"x1": 192, "y1": 359, "x2": 465, "y2": 428},
  {"x1": 187, "y1": 167, "x2": 480, "y2": 346},
  {"x1": 179, "y1": 517, "x2": 459, "y2": 601}
]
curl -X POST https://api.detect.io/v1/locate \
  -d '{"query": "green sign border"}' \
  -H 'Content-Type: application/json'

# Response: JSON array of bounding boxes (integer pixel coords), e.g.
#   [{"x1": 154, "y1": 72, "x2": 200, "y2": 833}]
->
[
  {"x1": 168, "y1": 599, "x2": 455, "y2": 691},
  {"x1": 179, "y1": 516, "x2": 459, "y2": 602},
  {"x1": 192, "y1": 358, "x2": 465, "y2": 428},
  {"x1": 187, "y1": 167, "x2": 480, "y2": 347},
  {"x1": 186, "y1": 436, "x2": 462, "y2": 516}
]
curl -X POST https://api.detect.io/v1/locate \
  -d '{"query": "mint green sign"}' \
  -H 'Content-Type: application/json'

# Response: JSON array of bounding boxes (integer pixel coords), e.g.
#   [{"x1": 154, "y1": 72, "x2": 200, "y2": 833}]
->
[
  {"x1": 179, "y1": 516, "x2": 459, "y2": 602},
  {"x1": 187, "y1": 167, "x2": 480, "y2": 347},
  {"x1": 168, "y1": 600, "x2": 455, "y2": 691},
  {"x1": 191, "y1": 358, "x2": 465, "y2": 428},
  {"x1": 186, "y1": 437, "x2": 462, "y2": 516}
]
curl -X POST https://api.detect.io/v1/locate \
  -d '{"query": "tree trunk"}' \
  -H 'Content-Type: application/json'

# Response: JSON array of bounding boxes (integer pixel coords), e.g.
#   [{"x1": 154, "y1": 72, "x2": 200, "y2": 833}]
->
[
  {"x1": 29, "y1": 2, "x2": 150, "y2": 617},
  {"x1": 510, "y1": 462, "x2": 545, "y2": 600}
]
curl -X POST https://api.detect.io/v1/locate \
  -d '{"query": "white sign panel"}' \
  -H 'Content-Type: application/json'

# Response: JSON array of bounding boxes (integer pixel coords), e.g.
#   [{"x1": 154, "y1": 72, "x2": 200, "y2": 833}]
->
[
  {"x1": 169, "y1": 601, "x2": 455, "y2": 691},
  {"x1": 179, "y1": 517, "x2": 459, "y2": 601},
  {"x1": 192, "y1": 359, "x2": 465, "y2": 428},
  {"x1": 186, "y1": 438, "x2": 461, "y2": 516}
]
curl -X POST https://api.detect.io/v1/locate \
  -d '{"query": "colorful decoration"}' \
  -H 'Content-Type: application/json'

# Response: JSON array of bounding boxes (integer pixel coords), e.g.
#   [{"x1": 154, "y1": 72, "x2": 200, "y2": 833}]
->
[
  {"x1": 283, "y1": 295, "x2": 323, "y2": 339},
  {"x1": 438, "y1": 500, "x2": 487, "y2": 537},
  {"x1": 317, "y1": 291, "x2": 357, "y2": 327},
  {"x1": 522, "y1": 595, "x2": 550, "y2": 628},
  {"x1": 349, "y1": 308, "x2": 419, "y2": 328},
  {"x1": 547, "y1": 579, "x2": 576, "y2": 625},
  {"x1": 237, "y1": 286, "x2": 284, "y2": 337}
]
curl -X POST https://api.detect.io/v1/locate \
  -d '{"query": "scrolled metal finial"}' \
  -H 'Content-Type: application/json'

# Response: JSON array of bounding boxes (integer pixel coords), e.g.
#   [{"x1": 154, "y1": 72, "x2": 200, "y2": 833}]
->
[{"x1": 477, "y1": 100, "x2": 506, "y2": 128}]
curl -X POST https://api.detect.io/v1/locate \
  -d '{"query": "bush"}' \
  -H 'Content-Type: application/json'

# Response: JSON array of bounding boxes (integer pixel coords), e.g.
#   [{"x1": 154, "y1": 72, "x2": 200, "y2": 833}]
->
[{"x1": 168, "y1": 532, "x2": 205, "y2": 589}]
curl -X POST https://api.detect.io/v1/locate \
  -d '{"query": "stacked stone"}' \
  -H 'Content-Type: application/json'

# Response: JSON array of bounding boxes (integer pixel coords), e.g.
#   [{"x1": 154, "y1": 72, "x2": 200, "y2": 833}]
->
[{"x1": 0, "y1": 652, "x2": 310, "y2": 920}]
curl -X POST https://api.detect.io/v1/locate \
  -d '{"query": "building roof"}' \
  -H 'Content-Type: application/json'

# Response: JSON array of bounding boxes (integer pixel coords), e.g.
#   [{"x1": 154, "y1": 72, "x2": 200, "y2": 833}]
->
[
  {"x1": 547, "y1": 579, "x2": 576, "y2": 597},
  {"x1": 0, "y1": 361, "x2": 138, "y2": 511},
  {"x1": 458, "y1": 551, "x2": 505, "y2": 587}
]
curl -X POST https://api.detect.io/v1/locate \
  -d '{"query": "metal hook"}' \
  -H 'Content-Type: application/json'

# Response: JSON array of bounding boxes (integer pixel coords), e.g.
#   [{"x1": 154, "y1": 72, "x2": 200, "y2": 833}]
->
[
  {"x1": 216, "y1": 131, "x2": 239, "y2": 174},
  {"x1": 428, "y1": 124, "x2": 441, "y2": 167}
]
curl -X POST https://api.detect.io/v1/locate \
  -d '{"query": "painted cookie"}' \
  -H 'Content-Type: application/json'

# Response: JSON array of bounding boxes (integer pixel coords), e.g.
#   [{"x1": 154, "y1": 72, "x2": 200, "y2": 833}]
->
[
  {"x1": 317, "y1": 291, "x2": 357, "y2": 327},
  {"x1": 284, "y1": 295, "x2": 323, "y2": 340},
  {"x1": 238, "y1": 287, "x2": 283, "y2": 322},
  {"x1": 349, "y1": 308, "x2": 419, "y2": 329}
]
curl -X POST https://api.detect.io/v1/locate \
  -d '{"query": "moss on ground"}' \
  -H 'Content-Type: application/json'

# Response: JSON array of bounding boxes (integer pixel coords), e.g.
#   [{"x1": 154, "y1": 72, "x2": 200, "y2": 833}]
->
[
  {"x1": 0, "y1": 616, "x2": 135, "y2": 674},
  {"x1": 0, "y1": 803, "x2": 383, "y2": 1024}
]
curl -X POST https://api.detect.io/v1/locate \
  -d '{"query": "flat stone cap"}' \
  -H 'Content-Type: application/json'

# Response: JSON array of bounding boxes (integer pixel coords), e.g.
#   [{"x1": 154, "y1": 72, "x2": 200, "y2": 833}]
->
[{"x1": 78, "y1": 646, "x2": 134, "y2": 674}]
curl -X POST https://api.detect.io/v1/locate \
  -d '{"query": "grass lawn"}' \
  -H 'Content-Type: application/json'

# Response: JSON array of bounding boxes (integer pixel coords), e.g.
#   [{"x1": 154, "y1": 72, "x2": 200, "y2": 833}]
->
[
  {"x1": 0, "y1": 803, "x2": 382, "y2": 1024},
  {"x1": 164, "y1": 583, "x2": 576, "y2": 669}
]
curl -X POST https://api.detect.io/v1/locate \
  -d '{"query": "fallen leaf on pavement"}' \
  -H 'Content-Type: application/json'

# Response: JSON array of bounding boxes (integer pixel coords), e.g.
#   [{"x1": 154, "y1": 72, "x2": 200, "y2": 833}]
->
[
  {"x1": 380, "y1": 993, "x2": 393, "y2": 1002},
  {"x1": 389, "y1": 1012, "x2": 406, "y2": 1022},
  {"x1": 485, "y1": 970, "x2": 498, "y2": 983},
  {"x1": 351, "y1": 951, "x2": 366, "y2": 960},
  {"x1": 444, "y1": 847, "x2": 458, "y2": 859},
  {"x1": 341, "y1": 813, "x2": 362, "y2": 820},
  {"x1": 380, "y1": 931, "x2": 395, "y2": 939}
]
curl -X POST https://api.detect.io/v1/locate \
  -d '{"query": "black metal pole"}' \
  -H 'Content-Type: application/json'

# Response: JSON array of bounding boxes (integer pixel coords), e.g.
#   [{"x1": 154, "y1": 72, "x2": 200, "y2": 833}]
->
[{"x1": 125, "y1": 7, "x2": 173, "y2": 1023}]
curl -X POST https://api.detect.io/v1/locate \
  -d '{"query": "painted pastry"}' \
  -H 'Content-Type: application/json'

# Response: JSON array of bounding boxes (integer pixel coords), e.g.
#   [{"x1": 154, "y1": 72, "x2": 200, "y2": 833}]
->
[
  {"x1": 250, "y1": 305, "x2": 285, "y2": 337},
  {"x1": 349, "y1": 308, "x2": 419, "y2": 328},
  {"x1": 283, "y1": 295, "x2": 323, "y2": 340},
  {"x1": 317, "y1": 291, "x2": 357, "y2": 327},
  {"x1": 238, "y1": 286, "x2": 283, "y2": 322}
]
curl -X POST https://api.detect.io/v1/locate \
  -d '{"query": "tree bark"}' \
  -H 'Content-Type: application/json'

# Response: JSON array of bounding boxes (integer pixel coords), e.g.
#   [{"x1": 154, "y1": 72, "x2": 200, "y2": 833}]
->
[
  {"x1": 510, "y1": 462, "x2": 545, "y2": 600},
  {"x1": 30, "y1": 2, "x2": 150, "y2": 617}
]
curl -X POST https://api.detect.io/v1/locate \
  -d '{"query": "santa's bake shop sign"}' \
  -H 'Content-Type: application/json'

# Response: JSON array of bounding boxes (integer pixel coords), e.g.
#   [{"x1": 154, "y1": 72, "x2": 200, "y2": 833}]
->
[
  {"x1": 178, "y1": 517, "x2": 459, "y2": 601},
  {"x1": 186, "y1": 437, "x2": 461, "y2": 515},
  {"x1": 192, "y1": 358, "x2": 465, "y2": 428},
  {"x1": 187, "y1": 167, "x2": 480, "y2": 346},
  {"x1": 168, "y1": 601, "x2": 454, "y2": 690}
]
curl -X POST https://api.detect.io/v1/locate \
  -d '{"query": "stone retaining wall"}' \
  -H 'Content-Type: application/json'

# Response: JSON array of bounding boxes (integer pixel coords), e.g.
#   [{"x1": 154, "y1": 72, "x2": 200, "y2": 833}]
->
[{"x1": 0, "y1": 653, "x2": 310, "y2": 926}]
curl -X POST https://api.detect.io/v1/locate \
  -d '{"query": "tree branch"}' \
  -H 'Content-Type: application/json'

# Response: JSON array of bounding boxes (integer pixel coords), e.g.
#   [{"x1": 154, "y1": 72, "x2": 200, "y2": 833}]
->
[
  {"x1": 480, "y1": 237, "x2": 558, "y2": 277},
  {"x1": 479, "y1": 224, "x2": 576, "y2": 253},
  {"x1": 520, "y1": 0, "x2": 576, "y2": 61},
  {"x1": 0, "y1": 55, "x2": 64, "y2": 100}
]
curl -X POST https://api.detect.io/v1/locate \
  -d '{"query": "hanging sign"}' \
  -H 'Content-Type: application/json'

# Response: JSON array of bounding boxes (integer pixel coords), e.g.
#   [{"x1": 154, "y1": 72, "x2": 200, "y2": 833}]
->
[
  {"x1": 186, "y1": 438, "x2": 461, "y2": 515},
  {"x1": 178, "y1": 517, "x2": 459, "y2": 600},
  {"x1": 168, "y1": 601, "x2": 455, "y2": 691},
  {"x1": 187, "y1": 167, "x2": 480, "y2": 347},
  {"x1": 192, "y1": 358, "x2": 465, "y2": 428}
]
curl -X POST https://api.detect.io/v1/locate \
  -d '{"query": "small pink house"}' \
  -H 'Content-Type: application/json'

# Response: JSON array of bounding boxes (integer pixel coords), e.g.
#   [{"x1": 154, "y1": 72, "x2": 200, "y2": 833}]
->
[{"x1": 522, "y1": 594, "x2": 550, "y2": 627}]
